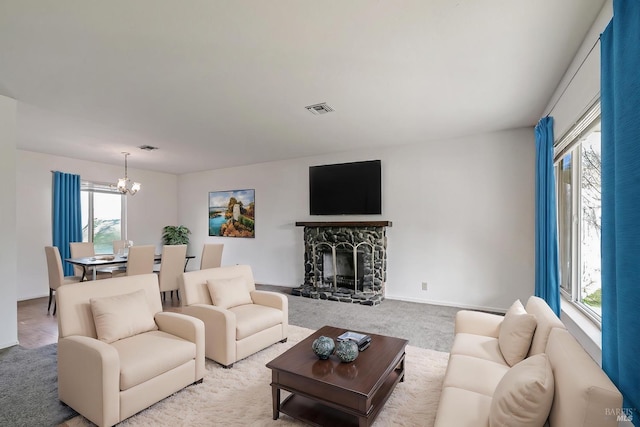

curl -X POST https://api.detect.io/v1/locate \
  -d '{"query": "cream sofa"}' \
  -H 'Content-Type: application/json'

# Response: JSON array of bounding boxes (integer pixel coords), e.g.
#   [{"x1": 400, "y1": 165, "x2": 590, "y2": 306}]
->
[
  {"x1": 434, "y1": 296, "x2": 622, "y2": 427},
  {"x1": 56, "y1": 274, "x2": 205, "y2": 427},
  {"x1": 180, "y1": 265, "x2": 288, "y2": 368}
]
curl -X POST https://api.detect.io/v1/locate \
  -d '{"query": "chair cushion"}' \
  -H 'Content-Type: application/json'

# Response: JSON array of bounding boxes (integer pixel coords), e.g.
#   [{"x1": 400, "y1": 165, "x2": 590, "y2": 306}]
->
[
  {"x1": 498, "y1": 300, "x2": 537, "y2": 366},
  {"x1": 90, "y1": 289, "x2": 158, "y2": 343},
  {"x1": 443, "y1": 354, "x2": 510, "y2": 397},
  {"x1": 230, "y1": 304, "x2": 284, "y2": 340},
  {"x1": 207, "y1": 276, "x2": 253, "y2": 309},
  {"x1": 489, "y1": 353, "x2": 554, "y2": 427},
  {"x1": 111, "y1": 330, "x2": 197, "y2": 390}
]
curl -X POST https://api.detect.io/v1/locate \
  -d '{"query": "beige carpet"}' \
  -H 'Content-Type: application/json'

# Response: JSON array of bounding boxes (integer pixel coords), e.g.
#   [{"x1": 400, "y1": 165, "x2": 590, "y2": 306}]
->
[{"x1": 62, "y1": 325, "x2": 449, "y2": 427}]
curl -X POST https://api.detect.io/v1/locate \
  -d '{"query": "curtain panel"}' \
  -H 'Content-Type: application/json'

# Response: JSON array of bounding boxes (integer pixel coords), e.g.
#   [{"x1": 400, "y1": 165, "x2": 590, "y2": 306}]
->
[
  {"x1": 52, "y1": 171, "x2": 82, "y2": 276},
  {"x1": 534, "y1": 116, "x2": 561, "y2": 316},
  {"x1": 601, "y1": 0, "x2": 640, "y2": 423}
]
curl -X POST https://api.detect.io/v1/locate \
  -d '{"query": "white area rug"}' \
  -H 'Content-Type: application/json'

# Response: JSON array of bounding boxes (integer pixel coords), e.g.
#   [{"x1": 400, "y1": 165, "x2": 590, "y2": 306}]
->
[{"x1": 63, "y1": 325, "x2": 448, "y2": 426}]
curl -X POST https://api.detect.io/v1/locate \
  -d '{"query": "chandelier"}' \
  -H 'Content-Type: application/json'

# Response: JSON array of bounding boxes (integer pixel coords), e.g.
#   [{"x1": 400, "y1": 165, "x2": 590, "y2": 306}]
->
[{"x1": 116, "y1": 152, "x2": 141, "y2": 195}]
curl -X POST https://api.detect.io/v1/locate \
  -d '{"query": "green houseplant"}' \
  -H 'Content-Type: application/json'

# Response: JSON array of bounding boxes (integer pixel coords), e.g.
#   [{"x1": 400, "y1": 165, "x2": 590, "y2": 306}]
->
[{"x1": 162, "y1": 225, "x2": 191, "y2": 245}]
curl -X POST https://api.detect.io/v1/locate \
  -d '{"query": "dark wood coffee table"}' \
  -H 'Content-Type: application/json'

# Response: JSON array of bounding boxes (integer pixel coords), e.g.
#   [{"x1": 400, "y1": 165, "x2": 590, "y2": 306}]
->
[{"x1": 266, "y1": 325, "x2": 408, "y2": 427}]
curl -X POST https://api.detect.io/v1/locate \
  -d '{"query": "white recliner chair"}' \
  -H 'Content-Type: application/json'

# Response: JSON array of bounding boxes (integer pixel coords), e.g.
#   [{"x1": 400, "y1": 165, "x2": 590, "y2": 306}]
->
[
  {"x1": 56, "y1": 273, "x2": 205, "y2": 426},
  {"x1": 180, "y1": 265, "x2": 288, "y2": 368}
]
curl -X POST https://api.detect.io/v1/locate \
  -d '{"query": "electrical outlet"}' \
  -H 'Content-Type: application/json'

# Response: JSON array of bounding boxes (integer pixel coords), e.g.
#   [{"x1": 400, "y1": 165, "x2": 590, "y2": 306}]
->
[{"x1": 422, "y1": 281, "x2": 428, "y2": 291}]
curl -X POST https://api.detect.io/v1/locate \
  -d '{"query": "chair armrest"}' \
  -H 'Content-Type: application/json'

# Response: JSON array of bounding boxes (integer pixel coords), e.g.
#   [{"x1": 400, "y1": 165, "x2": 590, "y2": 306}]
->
[
  {"x1": 251, "y1": 290, "x2": 288, "y2": 311},
  {"x1": 155, "y1": 312, "x2": 205, "y2": 380},
  {"x1": 182, "y1": 304, "x2": 237, "y2": 366},
  {"x1": 454, "y1": 310, "x2": 503, "y2": 337},
  {"x1": 58, "y1": 336, "x2": 120, "y2": 427}
]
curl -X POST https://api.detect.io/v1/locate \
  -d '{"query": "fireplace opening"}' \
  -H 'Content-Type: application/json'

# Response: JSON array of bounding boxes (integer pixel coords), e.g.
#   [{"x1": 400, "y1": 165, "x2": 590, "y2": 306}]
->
[{"x1": 322, "y1": 249, "x2": 365, "y2": 290}]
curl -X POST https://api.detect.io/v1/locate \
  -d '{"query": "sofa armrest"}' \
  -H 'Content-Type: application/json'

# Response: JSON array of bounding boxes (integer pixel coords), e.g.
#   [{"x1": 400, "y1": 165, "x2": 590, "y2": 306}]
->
[
  {"x1": 455, "y1": 310, "x2": 503, "y2": 337},
  {"x1": 251, "y1": 290, "x2": 287, "y2": 311},
  {"x1": 155, "y1": 312, "x2": 206, "y2": 380},
  {"x1": 182, "y1": 304, "x2": 237, "y2": 367},
  {"x1": 58, "y1": 336, "x2": 120, "y2": 427}
]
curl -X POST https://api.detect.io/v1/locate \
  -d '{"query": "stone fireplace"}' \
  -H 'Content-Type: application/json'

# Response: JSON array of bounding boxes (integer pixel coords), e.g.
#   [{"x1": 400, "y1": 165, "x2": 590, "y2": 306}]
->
[{"x1": 292, "y1": 221, "x2": 391, "y2": 306}]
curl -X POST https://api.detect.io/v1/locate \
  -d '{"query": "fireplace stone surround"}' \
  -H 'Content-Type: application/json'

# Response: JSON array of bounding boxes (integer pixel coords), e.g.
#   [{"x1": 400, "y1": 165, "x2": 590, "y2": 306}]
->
[{"x1": 292, "y1": 221, "x2": 391, "y2": 306}]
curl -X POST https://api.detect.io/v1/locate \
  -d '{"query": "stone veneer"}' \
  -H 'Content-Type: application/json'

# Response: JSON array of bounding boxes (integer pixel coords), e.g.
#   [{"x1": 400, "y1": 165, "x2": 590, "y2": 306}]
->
[{"x1": 292, "y1": 221, "x2": 391, "y2": 306}]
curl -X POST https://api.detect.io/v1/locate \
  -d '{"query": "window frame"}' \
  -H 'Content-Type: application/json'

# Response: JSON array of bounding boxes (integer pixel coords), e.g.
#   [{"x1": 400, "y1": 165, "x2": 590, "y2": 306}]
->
[
  {"x1": 553, "y1": 101, "x2": 602, "y2": 326},
  {"x1": 81, "y1": 180, "x2": 127, "y2": 250}
]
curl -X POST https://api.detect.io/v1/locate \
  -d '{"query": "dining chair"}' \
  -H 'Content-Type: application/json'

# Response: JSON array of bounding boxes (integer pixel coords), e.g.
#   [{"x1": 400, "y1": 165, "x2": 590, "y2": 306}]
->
[
  {"x1": 125, "y1": 245, "x2": 156, "y2": 276},
  {"x1": 44, "y1": 246, "x2": 82, "y2": 315},
  {"x1": 69, "y1": 242, "x2": 112, "y2": 280},
  {"x1": 200, "y1": 243, "x2": 223, "y2": 270},
  {"x1": 158, "y1": 244, "x2": 187, "y2": 300}
]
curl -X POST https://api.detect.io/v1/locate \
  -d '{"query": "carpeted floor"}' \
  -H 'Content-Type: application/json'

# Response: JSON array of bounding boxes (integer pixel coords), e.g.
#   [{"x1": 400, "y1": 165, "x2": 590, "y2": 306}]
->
[
  {"x1": 62, "y1": 325, "x2": 450, "y2": 427},
  {"x1": 0, "y1": 344, "x2": 77, "y2": 427},
  {"x1": 3, "y1": 293, "x2": 460, "y2": 426}
]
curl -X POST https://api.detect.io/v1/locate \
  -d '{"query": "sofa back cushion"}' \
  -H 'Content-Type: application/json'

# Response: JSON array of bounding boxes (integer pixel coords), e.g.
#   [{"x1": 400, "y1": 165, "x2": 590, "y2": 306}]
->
[
  {"x1": 546, "y1": 328, "x2": 622, "y2": 427},
  {"x1": 181, "y1": 265, "x2": 256, "y2": 307},
  {"x1": 498, "y1": 300, "x2": 537, "y2": 366},
  {"x1": 57, "y1": 274, "x2": 163, "y2": 339},
  {"x1": 525, "y1": 296, "x2": 565, "y2": 356}
]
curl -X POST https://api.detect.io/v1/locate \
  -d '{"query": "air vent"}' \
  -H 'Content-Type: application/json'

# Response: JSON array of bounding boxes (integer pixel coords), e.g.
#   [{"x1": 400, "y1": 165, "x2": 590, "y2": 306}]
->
[
  {"x1": 305, "y1": 103, "x2": 334, "y2": 115},
  {"x1": 138, "y1": 145, "x2": 159, "y2": 151}
]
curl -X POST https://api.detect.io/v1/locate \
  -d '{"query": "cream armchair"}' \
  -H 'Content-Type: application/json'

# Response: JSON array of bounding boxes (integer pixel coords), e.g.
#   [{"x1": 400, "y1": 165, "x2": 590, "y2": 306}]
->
[
  {"x1": 180, "y1": 265, "x2": 288, "y2": 368},
  {"x1": 56, "y1": 273, "x2": 205, "y2": 427}
]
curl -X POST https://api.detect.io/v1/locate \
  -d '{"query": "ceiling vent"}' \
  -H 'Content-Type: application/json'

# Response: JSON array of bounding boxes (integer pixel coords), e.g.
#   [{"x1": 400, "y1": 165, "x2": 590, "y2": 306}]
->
[
  {"x1": 138, "y1": 145, "x2": 159, "y2": 151},
  {"x1": 305, "y1": 103, "x2": 334, "y2": 115}
]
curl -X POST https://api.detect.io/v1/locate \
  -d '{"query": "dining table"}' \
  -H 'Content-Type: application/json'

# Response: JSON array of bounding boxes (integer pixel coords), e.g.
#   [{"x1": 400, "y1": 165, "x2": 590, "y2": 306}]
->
[{"x1": 66, "y1": 253, "x2": 195, "y2": 281}]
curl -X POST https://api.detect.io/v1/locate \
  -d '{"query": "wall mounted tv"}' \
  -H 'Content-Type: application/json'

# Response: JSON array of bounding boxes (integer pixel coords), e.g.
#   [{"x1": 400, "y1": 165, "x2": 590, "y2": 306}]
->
[{"x1": 309, "y1": 160, "x2": 382, "y2": 215}]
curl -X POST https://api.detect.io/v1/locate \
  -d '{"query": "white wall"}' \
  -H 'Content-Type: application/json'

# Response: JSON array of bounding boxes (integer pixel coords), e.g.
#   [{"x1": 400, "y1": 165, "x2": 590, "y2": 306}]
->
[
  {"x1": 16, "y1": 150, "x2": 179, "y2": 300},
  {"x1": 179, "y1": 127, "x2": 535, "y2": 312},
  {"x1": 0, "y1": 95, "x2": 18, "y2": 348}
]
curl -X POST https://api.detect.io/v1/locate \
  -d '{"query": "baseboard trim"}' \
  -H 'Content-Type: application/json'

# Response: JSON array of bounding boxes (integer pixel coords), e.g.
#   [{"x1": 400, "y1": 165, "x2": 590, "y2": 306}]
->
[{"x1": 384, "y1": 294, "x2": 507, "y2": 314}]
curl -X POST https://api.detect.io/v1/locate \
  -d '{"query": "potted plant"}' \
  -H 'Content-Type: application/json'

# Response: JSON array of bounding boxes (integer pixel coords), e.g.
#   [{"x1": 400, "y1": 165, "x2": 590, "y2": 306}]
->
[{"x1": 162, "y1": 225, "x2": 191, "y2": 245}]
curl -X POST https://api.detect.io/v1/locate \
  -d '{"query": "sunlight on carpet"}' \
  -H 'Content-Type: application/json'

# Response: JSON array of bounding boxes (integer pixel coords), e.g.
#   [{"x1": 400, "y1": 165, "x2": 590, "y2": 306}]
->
[{"x1": 62, "y1": 325, "x2": 448, "y2": 427}]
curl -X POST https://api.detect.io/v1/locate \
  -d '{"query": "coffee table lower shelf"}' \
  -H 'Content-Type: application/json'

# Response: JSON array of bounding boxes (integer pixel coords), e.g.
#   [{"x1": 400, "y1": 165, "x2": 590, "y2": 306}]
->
[{"x1": 277, "y1": 368, "x2": 402, "y2": 427}]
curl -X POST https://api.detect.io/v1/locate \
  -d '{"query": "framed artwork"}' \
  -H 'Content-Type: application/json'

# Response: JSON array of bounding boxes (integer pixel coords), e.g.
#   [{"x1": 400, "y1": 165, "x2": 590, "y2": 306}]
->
[{"x1": 208, "y1": 189, "x2": 255, "y2": 238}]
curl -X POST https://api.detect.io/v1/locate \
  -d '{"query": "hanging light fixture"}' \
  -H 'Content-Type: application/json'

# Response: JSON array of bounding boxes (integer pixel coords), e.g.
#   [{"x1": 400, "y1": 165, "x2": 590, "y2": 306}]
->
[{"x1": 116, "y1": 152, "x2": 141, "y2": 195}]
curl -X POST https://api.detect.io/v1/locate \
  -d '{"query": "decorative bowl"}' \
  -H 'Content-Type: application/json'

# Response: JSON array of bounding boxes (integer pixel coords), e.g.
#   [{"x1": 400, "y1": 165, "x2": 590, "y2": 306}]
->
[
  {"x1": 312, "y1": 336, "x2": 335, "y2": 360},
  {"x1": 335, "y1": 340, "x2": 359, "y2": 363}
]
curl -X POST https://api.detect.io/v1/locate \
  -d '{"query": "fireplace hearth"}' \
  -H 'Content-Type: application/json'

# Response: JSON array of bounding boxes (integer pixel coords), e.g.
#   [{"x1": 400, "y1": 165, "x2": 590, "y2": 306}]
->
[{"x1": 293, "y1": 221, "x2": 391, "y2": 306}]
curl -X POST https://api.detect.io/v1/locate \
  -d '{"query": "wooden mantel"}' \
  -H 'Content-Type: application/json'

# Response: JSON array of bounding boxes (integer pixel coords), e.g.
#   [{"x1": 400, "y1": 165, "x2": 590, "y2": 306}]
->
[{"x1": 295, "y1": 221, "x2": 392, "y2": 227}]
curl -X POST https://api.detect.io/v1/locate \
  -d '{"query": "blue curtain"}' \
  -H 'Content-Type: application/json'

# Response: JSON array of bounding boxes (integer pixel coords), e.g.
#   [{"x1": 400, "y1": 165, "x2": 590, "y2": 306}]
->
[
  {"x1": 601, "y1": 0, "x2": 640, "y2": 422},
  {"x1": 52, "y1": 171, "x2": 82, "y2": 276},
  {"x1": 534, "y1": 116, "x2": 561, "y2": 316}
]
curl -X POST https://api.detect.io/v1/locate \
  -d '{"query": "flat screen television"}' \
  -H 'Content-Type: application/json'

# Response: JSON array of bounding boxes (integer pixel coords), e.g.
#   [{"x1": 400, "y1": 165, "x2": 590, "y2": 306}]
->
[{"x1": 309, "y1": 160, "x2": 382, "y2": 215}]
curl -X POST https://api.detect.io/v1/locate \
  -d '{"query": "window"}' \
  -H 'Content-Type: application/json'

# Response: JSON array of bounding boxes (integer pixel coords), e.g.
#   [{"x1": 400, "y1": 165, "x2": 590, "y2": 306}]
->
[
  {"x1": 554, "y1": 103, "x2": 602, "y2": 322},
  {"x1": 81, "y1": 181, "x2": 126, "y2": 254}
]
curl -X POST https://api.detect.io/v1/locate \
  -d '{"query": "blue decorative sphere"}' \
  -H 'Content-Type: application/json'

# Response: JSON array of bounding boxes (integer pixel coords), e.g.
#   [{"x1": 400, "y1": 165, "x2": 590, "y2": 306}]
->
[
  {"x1": 335, "y1": 340, "x2": 359, "y2": 363},
  {"x1": 312, "y1": 336, "x2": 335, "y2": 360}
]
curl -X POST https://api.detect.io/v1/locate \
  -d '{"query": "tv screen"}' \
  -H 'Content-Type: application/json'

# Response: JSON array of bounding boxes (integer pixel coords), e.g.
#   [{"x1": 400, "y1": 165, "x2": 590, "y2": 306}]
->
[{"x1": 309, "y1": 160, "x2": 382, "y2": 215}]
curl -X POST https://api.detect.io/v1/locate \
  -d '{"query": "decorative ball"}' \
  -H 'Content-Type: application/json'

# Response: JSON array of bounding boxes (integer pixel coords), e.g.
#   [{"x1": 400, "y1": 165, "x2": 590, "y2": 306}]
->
[
  {"x1": 312, "y1": 336, "x2": 335, "y2": 360},
  {"x1": 335, "y1": 340, "x2": 359, "y2": 363}
]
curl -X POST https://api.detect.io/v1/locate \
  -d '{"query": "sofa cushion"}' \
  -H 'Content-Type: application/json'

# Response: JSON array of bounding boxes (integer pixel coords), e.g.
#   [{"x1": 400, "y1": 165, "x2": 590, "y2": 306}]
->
[
  {"x1": 230, "y1": 304, "x2": 284, "y2": 340},
  {"x1": 498, "y1": 300, "x2": 537, "y2": 366},
  {"x1": 111, "y1": 330, "x2": 197, "y2": 390},
  {"x1": 450, "y1": 333, "x2": 507, "y2": 365},
  {"x1": 443, "y1": 354, "x2": 510, "y2": 397},
  {"x1": 434, "y1": 387, "x2": 492, "y2": 427},
  {"x1": 489, "y1": 353, "x2": 554, "y2": 427},
  {"x1": 207, "y1": 276, "x2": 253, "y2": 309},
  {"x1": 90, "y1": 289, "x2": 158, "y2": 343}
]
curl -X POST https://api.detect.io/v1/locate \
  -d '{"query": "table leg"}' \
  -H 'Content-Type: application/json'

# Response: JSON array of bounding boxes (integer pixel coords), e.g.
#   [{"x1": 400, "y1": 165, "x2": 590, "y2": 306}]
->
[
  {"x1": 92, "y1": 266, "x2": 97, "y2": 281},
  {"x1": 272, "y1": 385, "x2": 280, "y2": 420}
]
